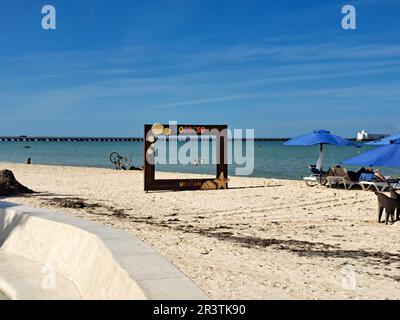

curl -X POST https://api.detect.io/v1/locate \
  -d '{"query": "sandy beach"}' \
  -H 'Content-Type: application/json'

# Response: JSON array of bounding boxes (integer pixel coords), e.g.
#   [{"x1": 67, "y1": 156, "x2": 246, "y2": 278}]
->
[{"x1": 1, "y1": 162, "x2": 400, "y2": 299}]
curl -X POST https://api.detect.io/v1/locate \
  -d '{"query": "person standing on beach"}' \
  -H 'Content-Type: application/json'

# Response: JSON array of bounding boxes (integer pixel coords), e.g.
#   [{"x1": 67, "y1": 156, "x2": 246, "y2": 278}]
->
[{"x1": 115, "y1": 158, "x2": 121, "y2": 170}]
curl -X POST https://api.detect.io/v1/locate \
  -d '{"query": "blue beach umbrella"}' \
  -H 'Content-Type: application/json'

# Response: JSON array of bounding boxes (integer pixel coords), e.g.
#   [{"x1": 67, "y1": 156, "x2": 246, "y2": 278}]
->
[
  {"x1": 365, "y1": 133, "x2": 400, "y2": 145},
  {"x1": 285, "y1": 129, "x2": 357, "y2": 170},
  {"x1": 343, "y1": 138, "x2": 400, "y2": 168}
]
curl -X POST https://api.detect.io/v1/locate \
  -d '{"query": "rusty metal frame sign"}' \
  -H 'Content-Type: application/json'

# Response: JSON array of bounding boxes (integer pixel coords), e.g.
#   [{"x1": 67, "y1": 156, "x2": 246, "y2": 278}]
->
[{"x1": 144, "y1": 124, "x2": 228, "y2": 191}]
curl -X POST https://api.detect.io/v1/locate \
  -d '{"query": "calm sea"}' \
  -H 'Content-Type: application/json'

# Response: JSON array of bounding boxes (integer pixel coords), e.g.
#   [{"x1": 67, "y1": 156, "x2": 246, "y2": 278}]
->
[{"x1": 0, "y1": 141, "x2": 396, "y2": 180}]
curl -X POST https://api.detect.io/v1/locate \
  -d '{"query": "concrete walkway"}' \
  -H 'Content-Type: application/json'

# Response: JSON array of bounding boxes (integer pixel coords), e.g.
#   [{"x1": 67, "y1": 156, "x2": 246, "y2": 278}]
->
[
  {"x1": 0, "y1": 201, "x2": 208, "y2": 300},
  {"x1": 0, "y1": 251, "x2": 80, "y2": 300}
]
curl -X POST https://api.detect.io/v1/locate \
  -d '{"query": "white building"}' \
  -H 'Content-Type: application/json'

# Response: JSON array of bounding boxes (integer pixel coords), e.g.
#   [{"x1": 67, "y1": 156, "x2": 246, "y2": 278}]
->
[{"x1": 356, "y1": 130, "x2": 388, "y2": 141}]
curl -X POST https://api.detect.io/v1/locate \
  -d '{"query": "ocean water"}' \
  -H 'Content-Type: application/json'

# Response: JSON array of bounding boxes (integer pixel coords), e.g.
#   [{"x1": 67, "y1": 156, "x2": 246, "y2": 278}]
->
[{"x1": 0, "y1": 141, "x2": 397, "y2": 180}]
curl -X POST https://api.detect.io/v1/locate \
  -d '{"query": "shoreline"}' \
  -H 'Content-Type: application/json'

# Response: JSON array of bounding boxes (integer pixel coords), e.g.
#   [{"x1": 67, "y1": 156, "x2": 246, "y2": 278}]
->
[
  {"x1": 0, "y1": 161, "x2": 301, "y2": 182},
  {"x1": 1, "y1": 162, "x2": 400, "y2": 299}
]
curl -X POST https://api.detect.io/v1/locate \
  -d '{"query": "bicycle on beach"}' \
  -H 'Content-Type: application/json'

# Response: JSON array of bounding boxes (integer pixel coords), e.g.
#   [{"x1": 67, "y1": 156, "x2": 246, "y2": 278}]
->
[{"x1": 109, "y1": 152, "x2": 132, "y2": 170}]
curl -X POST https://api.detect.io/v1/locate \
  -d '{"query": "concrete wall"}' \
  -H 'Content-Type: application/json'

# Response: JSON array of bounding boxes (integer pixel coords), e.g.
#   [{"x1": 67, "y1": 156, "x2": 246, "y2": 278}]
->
[{"x1": 0, "y1": 202, "x2": 208, "y2": 300}]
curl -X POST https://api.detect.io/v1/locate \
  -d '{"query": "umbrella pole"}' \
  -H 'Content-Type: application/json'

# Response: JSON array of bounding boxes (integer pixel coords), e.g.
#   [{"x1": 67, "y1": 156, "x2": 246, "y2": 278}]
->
[
  {"x1": 316, "y1": 143, "x2": 324, "y2": 172},
  {"x1": 315, "y1": 144, "x2": 325, "y2": 184}
]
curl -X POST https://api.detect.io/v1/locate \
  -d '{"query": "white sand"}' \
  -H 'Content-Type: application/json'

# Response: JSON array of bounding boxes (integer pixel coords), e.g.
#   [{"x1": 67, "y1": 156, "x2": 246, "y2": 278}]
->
[{"x1": 1, "y1": 162, "x2": 400, "y2": 299}]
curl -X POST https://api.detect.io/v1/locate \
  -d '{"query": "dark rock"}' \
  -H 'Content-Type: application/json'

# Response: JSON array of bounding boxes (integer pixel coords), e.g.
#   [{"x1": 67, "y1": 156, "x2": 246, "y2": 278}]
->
[{"x1": 0, "y1": 169, "x2": 34, "y2": 196}]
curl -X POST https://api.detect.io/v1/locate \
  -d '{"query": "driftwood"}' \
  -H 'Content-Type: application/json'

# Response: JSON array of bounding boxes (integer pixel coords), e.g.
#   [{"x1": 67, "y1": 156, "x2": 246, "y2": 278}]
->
[{"x1": 0, "y1": 169, "x2": 34, "y2": 196}]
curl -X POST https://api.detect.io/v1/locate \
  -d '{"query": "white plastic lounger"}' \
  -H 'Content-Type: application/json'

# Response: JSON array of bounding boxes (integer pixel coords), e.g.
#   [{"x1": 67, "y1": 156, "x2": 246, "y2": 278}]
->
[
  {"x1": 302, "y1": 176, "x2": 318, "y2": 187},
  {"x1": 326, "y1": 167, "x2": 358, "y2": 190},
  {"x1": 359, "y1": 181, "x2": 400, "y2": 192},
  {"x1": 302, "y1": 165, "x2": 327, "y2": 187},
  {"x1": 327, "y1": 176, "x2": 358, "y2": 190},
  {"x1": 359, "y1": 181, "x2": 390, "y2": 192}
]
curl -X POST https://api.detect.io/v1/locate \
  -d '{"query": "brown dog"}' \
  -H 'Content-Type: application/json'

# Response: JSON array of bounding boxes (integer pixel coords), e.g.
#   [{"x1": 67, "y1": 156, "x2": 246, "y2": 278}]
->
[
  {"x1": 390, "y1": 190, "x2": 400, "y2": 220},
  {"x1": 375, "y1": 192, "x2": 400, "y2": 224}
]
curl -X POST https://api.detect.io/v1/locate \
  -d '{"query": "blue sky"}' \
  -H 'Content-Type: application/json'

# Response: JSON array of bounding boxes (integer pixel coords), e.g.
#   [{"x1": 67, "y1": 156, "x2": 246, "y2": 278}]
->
[{"x1": 1, "y1": 0, "x2": 399, "y2": 137}]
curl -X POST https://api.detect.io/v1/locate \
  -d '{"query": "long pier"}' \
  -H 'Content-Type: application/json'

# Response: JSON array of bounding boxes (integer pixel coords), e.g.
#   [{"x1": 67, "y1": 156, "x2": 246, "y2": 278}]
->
[
  {"x1": 0, "y1": 136, "x2": 366, "y2": 142},
  {"x1": 0, "y1": 136, "x2": 290, "y2": 142},
  {"x1": 0, "y1": 136, "x2": 143, "y2": 142}
]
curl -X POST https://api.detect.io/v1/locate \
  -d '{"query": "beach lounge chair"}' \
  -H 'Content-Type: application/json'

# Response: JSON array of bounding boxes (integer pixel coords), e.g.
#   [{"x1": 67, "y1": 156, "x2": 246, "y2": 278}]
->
[
  {"x1": 358, "y1": 173, "x2": 398, "y2": 192},
  {"x1": 375, "y1": 192, "x2": 400, "y2": 224},
  {"x1": 302, "y1": 165, "x2": 327, "y2": 186},
  {"x1": 326, "y1": 167, "x2": 358, "y2": 190},
  {"x1": 302, "y1": 176, "x2": 318, "y2": 186}
]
